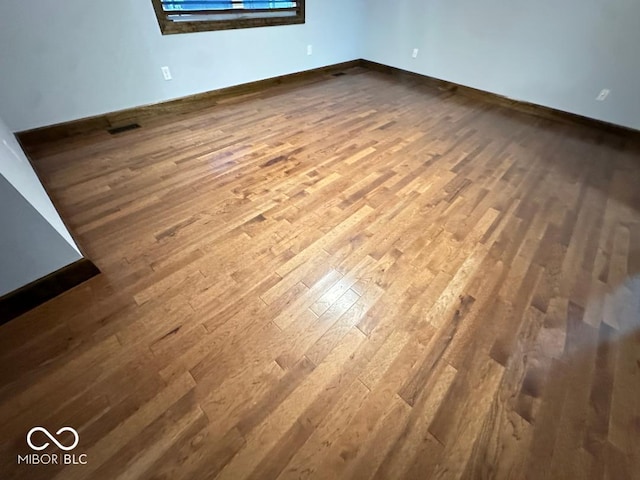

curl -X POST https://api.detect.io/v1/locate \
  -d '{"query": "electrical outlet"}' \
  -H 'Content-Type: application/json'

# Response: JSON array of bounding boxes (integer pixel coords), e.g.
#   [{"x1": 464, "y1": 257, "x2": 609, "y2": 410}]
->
[
  {"x1": 161, "y1": 66, "x2": 172, "y2": 81},
  {"x1": 596, "y1": 88, "x2": 610, "y2": 101},
  {"x1": 307, "y1": 45, "x2": 313, "y2": 56},
  {"x1": 412, "y1": 48, "x2": 419, "y2": 58}
]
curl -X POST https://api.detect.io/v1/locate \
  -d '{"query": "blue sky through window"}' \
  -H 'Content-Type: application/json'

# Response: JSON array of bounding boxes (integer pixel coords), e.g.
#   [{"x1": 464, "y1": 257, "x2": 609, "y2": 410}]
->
[{"x1": 162, "y1": 1, "x2": 296, "y2": 11}]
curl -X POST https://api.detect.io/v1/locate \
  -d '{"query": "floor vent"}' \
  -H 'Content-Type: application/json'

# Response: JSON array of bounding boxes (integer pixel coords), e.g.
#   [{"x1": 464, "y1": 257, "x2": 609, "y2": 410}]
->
[
  {"x1": 332, "y1": 72, "x2": 347, "y2": 77},
  {"x1": 108, "y1": 123, "x2": 141, "y2": 135}
]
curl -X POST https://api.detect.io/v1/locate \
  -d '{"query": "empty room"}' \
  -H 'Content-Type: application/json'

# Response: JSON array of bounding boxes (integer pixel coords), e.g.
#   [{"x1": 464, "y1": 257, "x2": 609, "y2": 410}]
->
[{"x1": 1, "y1": 1, "x2": 639, "y2": 478}]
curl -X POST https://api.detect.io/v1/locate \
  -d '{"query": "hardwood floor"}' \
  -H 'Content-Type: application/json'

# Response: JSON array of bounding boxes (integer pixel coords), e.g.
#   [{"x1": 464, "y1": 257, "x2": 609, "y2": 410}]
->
[{"x1": 1, "y1": 67, "x2": 639, "y2": 479}]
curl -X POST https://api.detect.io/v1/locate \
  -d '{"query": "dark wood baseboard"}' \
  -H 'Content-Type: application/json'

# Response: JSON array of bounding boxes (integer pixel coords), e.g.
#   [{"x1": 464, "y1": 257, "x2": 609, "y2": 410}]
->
[
  {"x1": 359, "y1": 59, "x2": 640, "y2": 140},
  {"x1": 17, "y1": 58, "x2": 638, "y2": 153},
  {"x1": 0, "y1": 258, "x2": 100, "y2": 324},
  {"x1": 16, "y1": 60, "x2": 362, "y2": 150}
]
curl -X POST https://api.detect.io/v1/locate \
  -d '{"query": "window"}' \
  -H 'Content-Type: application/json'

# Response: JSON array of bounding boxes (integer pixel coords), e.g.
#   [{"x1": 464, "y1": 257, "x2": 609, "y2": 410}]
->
[{"x1": 151, "y1": 0, "x2": 305, "y2": 35}]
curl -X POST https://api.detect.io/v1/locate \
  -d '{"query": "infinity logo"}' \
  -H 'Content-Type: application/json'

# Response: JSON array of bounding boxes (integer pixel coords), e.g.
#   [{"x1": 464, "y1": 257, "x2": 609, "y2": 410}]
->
[{"x1": 26, "y1": 427, "x2": 79, "y2": 452}]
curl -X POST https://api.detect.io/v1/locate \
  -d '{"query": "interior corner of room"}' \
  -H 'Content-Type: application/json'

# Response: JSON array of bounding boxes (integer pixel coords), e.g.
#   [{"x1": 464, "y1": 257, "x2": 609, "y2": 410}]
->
[
  {"x1": 2, "y1": 1, "x2": 639, "y2": 135},
  {"x1": 0, "y1": 0, "x2": 637, "y2": 330},
  {"x1": 2, "y1": 2, "x2": 637, "y2": 317}
]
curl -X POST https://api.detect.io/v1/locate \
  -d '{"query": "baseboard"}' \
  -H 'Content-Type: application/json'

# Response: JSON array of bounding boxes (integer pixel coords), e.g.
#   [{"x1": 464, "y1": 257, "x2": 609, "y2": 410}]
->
[
  {"x1": 0, "y1": 258, "x2": 100, "y2": 324},
  {"x1": 16, "y1": 60, "x2": 362, "y2": 150},
  {"x1": 359, "y1": 59, "x2": 640, "y2": 139},
  {"x1": 18, "y1": 58, "x2": 638, "y2": 152}
]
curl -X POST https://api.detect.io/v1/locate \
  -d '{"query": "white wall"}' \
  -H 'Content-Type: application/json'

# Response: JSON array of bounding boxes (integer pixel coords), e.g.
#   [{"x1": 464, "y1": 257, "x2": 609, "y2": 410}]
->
[
  {"x1": 0, "y1": 174, "x2": 82, "y2": 296},
  {"x1": 363, "y1": 0, "x2": 640, "y2": 130},
  {"x1": 0, "y1": 115, "x2": 80, "y2": 253},
  {"x1": 0, "y1": 0, "x2": 365, "y2": 132},
  {"x1": 1, "y1": 0, "x2": 638, "y2": 132}
]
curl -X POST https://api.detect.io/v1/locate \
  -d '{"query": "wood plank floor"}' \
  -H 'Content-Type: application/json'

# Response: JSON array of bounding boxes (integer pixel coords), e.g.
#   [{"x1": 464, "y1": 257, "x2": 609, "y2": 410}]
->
[{"x1": 1, "y1": 67, "x2": 639, "y2": 479}]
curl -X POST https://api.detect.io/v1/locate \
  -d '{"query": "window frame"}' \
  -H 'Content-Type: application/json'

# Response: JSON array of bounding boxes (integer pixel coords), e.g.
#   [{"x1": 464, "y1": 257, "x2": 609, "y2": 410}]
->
[{"x1": 151, "y1": 0, "x2": 305, "y2": 35}]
